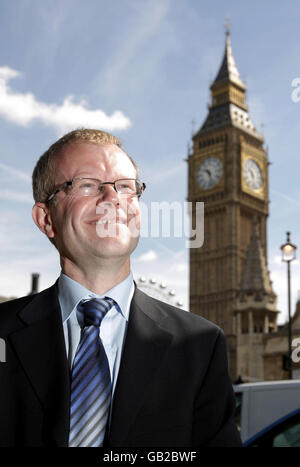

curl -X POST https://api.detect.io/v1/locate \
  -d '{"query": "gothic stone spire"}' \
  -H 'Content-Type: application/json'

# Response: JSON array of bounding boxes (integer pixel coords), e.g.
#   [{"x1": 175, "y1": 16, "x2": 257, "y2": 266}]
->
[
  {"x1": 239, "y1": 216, "x2": 277, "y2": 309},
  {"x1": 211, "y1": 23, "x2": 246, "y2": 91},
  {"x1": 194, "y1": 26, "x2": 262, "y2": 140}
]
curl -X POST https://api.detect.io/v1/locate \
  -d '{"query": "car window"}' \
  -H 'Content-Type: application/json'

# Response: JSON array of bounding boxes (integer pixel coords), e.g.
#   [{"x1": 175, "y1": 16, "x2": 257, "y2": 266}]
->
[
  {"x1": 273, "y1": 418, "x2": 300, "y2": 447},
  {"x1": 247, "y1": 411, "x2": 300, "y2": 447}
]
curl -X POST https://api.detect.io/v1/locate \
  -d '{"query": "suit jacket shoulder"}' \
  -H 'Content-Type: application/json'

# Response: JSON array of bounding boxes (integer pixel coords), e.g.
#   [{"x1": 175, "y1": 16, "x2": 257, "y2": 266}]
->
[
  {"x1": 0, "y1": 283, "x2": 59, "y2": 336},
  {"x1": 133, "y1": 286, "x2": 222, "y2": 340}
]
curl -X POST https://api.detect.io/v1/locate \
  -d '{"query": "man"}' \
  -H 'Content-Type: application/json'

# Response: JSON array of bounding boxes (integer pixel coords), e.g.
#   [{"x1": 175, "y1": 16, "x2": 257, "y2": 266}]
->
[{"x1": 0, "y1": 129, "x2": 242, "y2": 447}]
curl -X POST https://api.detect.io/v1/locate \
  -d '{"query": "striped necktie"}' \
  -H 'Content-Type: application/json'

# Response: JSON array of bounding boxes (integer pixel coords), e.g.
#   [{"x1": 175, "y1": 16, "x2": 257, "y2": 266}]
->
[{"x1": 68, "y1": 297, "x2": 115, "y2": 447}]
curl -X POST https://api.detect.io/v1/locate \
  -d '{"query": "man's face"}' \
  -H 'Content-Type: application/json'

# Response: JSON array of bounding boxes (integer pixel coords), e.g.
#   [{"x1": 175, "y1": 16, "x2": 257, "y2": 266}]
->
[{"x1": 45, "y1": 142, "x2": 141, "y2": 267}]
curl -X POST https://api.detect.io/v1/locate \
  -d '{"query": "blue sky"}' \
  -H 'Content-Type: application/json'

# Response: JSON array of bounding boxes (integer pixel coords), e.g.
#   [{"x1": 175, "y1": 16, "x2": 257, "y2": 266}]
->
[{"x1": 0, "y1": 0, "x2": 300, "y2": 324}]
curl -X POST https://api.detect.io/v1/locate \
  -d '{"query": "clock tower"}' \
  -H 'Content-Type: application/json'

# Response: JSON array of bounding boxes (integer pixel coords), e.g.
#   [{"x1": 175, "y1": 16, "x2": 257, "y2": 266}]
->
[{"x1": 188, "y1": 26, "x2": 278, "y2": 381}]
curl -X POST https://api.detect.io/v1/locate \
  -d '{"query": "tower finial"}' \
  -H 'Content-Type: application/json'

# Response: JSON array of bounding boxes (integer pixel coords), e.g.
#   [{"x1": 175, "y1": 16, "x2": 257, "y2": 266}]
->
[{"x1": 225, "y1": 17, "x2": 230, "y2": 37}]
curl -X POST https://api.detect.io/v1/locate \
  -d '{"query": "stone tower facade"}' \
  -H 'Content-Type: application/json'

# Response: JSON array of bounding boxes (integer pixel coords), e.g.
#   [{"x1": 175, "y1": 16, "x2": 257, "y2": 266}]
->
[
  {"x1": 234, "y1": 217, "x2": 279, "y2": 381},
  {"x1": 188, "y1": 27, "x2": 277, "y2": 381}
]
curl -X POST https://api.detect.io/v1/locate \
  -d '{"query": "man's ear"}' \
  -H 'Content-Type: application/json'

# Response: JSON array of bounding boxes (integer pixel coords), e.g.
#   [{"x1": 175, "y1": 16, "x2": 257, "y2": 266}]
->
[{"x1": 32, "y1": 203, "x2": 56, "y2": 239}]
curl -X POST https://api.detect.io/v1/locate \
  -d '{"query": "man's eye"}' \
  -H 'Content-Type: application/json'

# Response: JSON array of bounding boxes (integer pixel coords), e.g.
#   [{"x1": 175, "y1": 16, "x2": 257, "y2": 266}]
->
[
  {"x1": 79, "y1": 182, "x2": 96, "y2": 189},
  {"x1": 119, "y1": 183, "x2": 135, "y2": 191}
]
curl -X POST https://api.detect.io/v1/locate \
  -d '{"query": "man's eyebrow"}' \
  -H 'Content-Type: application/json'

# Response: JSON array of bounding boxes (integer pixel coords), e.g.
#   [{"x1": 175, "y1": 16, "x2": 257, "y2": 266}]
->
[
  {"x1": 69, "y1": 173, "x2": 103, "y2": 179},
  {"x1": 73, "y1": 173, "x2": 136, "y2": 180}
]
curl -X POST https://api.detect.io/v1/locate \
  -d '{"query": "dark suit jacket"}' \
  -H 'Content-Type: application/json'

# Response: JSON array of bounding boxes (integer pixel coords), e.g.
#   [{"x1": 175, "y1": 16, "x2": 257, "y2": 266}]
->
[{"x1": 0, "y1": 282, "x2": 242, "y2": 447}]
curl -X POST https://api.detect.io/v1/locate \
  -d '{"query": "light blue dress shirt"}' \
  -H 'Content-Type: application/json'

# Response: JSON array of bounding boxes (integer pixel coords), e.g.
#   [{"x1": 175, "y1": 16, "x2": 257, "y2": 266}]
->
[{"x1": 57, "y1": 271, "x2": 134, "y2": 407}]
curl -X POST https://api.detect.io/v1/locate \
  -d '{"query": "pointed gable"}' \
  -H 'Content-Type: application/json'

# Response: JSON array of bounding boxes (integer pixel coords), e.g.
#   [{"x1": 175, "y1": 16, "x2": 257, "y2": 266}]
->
[
  {"x1": 240, "y1": 217, "x2": 276, "y2": 300},
  {"x1": 211, "y1": 30, "x2": 246, "y2": 91}
]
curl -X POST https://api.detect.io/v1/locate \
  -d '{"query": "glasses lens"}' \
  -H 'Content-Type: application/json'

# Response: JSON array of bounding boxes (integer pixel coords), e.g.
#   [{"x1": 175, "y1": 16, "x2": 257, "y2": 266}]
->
[
  {"x1": 115, "y1": 179, "x2": 137, "y2": 195},
  {"x1": 66, "y1": 178, "x2": 144, "y2": 198},
  {"x1": 72, "y1": 178, "x2": 99, "y2": 196}
]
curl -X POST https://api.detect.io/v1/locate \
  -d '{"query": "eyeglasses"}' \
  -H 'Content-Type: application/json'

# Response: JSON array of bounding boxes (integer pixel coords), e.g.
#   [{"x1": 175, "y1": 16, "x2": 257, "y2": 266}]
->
[{"x1": 47, "y1": 177, "x2": 146, "y2": 203}]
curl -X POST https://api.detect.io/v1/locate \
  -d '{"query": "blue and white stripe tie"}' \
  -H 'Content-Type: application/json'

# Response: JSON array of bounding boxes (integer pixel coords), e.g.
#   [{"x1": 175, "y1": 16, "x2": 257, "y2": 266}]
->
[{"x1": 68, "y1": 297, "x2": 115, "y2": 447}]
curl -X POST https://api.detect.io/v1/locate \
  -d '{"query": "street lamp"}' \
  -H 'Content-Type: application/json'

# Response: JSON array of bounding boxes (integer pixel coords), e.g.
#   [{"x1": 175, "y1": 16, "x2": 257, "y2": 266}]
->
[{"x1": 280, "y1": 232, "x2": 297, "y2": 379}]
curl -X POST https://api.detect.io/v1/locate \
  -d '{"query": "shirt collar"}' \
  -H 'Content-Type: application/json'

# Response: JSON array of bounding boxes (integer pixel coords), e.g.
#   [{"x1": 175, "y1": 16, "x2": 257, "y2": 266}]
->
[{"x1": 58, "y1": 271, "x2": 134, "y2": 324}]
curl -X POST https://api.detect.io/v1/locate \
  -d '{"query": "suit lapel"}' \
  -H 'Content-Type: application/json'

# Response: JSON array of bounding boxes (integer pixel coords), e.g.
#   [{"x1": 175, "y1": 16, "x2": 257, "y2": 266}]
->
[
  {"x1": 108, "y1": 288, "x2": 173, "y2": 446},
  {"x1": 8, "y1": 283, "x2": 70, "y2": 446}
]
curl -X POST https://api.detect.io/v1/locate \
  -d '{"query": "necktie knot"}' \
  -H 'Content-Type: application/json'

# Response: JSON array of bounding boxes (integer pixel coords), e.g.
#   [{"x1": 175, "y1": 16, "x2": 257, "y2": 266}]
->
[{"x1": 78, "y1": 297, "x2": 115, "y2": 327}]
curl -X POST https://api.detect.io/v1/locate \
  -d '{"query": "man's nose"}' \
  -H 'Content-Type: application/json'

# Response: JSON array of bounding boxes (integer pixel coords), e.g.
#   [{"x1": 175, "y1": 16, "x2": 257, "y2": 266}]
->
[{"x1": 96, "y1": 183, "x2": 119, "y2": 205}]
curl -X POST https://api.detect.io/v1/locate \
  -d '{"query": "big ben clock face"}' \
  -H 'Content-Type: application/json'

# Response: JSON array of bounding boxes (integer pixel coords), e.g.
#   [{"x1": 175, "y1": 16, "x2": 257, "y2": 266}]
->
[
  {"x1": 243, "y1": 158, "x2": 263, "y2": 190},
  {"x1": 197, "y1": 156, "x2": 223, "y2": 190}
]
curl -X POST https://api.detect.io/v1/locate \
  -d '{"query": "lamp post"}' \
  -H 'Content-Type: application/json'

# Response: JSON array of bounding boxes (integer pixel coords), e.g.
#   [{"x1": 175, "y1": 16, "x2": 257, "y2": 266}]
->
[{"x1": 280, "y1": 232, "x2": 297, "y2": 379}]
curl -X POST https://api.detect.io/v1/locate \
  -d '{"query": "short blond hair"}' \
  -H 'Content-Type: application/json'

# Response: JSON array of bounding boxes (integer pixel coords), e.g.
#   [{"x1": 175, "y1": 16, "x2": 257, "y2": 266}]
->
[{"x1": 32, "y1": 128, "x2": 138, "y2": 203}]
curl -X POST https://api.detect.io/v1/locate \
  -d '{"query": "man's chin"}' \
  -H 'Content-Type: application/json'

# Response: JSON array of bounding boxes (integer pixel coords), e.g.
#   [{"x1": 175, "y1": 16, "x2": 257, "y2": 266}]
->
[{"x1": 92, "y1": 236, "x2": 139, "y2": 258}]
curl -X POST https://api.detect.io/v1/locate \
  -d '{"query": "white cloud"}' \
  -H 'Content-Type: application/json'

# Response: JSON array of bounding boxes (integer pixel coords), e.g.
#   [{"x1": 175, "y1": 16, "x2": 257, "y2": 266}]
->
[
  {"x1": 0, "y1": 163, "x2": 32, "y2": 204},
  {"x1": 136, "y1": 249, "x2": 158, "y2": 262},
  {"x1": 0, "y1": 250, "x2": 60, "y2": 298},
  {"x1": 272, "y1": 255, "x2": 284, "y2": 265},
  {"x1": 0, "y1": 209, "x2": 60, "y2": 297},
  {"x1": 0, "y1": 189, "x2": 32, "y2": 203},
  {"x1": 270, "y1": 188, "x2": 300, "y2": 207},
  {"x1": 0, "y1": 162, "x2": 31, "y2": 183},
  {"x1": 144, "y1": 160, "x2": 185, "y2": 184},
  {"x1": 174, "y1": 263, "x2": 187, "y2": 272},
  {"x1": 0, "y1": 66, "x2": 131, "y2": 134},
  {"x1": 98, "y1": 0, "x2": 170, "y2": 97}
]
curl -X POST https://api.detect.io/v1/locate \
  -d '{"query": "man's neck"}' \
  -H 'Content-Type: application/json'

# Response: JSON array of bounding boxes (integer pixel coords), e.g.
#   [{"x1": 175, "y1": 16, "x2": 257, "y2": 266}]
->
[{"x1": 60, "y1": 257, "x2": 131, "y2": 295}]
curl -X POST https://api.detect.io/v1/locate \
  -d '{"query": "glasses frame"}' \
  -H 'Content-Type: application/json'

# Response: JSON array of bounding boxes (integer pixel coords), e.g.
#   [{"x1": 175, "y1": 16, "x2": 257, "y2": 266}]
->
[{"x1": 46, "y1": 177, "x2": 146, "y2": 203}]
